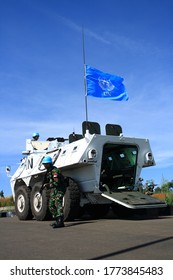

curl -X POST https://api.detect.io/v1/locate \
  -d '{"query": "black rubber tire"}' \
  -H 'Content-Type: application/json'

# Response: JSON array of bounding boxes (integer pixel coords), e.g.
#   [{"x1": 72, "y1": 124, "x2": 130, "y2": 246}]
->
[
  {"x1": 63, "y1": 178, "x2": 80, "y2": 221},
  {"x1": 30, "y1": 185, "x2": 51, "y2": 221},
  {"x1": 15, "y1": 186, "x2": 33, "y2": 220}
]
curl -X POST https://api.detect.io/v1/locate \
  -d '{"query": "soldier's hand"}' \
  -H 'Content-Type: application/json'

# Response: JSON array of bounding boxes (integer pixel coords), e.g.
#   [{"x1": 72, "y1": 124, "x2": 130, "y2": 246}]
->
[{"x1": 43, "y1": 183, "x2": 50, "y2": 188}]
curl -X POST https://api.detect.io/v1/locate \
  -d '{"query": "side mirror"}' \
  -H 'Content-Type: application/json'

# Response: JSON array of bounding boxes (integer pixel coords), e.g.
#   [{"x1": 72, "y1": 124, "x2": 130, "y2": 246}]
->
[{"x1": 6, "y1": 165, "x2": 11, "y2": 175}]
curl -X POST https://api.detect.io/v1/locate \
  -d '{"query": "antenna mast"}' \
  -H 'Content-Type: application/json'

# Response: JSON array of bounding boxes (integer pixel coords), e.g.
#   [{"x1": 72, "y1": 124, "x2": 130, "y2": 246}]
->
[{"x1": 82, "y1": 28, "x2": 88, "y2": 128}]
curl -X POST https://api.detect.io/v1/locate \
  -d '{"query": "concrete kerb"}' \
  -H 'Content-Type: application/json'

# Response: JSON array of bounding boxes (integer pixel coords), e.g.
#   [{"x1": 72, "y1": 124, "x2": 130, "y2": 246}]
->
[{"x1": 0, "y1": 206, "x2": 15, "y2": 218}]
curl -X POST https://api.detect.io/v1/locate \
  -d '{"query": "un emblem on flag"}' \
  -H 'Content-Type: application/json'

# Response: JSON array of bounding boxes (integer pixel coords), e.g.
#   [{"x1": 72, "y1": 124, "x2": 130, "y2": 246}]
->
[{"x1": 98, "y1": 77, "x2": 115, "y2": 96}]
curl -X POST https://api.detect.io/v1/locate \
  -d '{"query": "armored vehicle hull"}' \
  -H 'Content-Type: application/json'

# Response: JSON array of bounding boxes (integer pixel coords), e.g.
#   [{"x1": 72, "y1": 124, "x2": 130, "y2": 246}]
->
[{"x1": 9, "y1": 122, "x2": 166, "y2": 221}]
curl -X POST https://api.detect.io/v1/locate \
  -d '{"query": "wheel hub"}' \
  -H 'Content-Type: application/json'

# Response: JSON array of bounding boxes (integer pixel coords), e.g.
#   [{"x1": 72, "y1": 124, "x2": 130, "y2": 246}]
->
[
  {"x1": 17, "y1": 195, "x2": 25, "y2": 213},
  {"x1": 33, "y1": 192, "x2": 42, "y2": 212}
]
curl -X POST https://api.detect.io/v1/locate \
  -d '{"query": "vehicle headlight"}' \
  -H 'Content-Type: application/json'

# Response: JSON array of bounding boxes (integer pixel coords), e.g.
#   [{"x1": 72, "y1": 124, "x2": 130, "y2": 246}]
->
[
  {"x1": 145, "y1": 152, "x2": 154, "y2": 165},
  {"x1": 88, "y1": 149, "x2": 97, "y2": 159}
]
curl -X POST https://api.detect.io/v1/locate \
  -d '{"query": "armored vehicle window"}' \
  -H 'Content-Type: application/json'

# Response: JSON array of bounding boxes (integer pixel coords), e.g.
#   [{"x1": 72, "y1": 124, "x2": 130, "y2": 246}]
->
[
  {"x1": 105, "y1": 124, "x2": 122, "y2": 136},
  {"x1": 82, "y1": 121, "x2": 101, "y2": 135}
]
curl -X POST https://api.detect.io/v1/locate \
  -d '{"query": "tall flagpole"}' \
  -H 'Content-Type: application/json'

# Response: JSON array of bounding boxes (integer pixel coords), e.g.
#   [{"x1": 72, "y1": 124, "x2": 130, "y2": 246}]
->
[{"x1": 82, "y1": 27, "x2": 88, "y2": 129}]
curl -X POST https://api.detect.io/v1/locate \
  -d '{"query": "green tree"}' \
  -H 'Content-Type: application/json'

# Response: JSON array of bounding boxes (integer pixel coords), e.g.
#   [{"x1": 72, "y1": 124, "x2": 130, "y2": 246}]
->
[
  {"x1": 0, "y1": 190, "x2": 4, "y2": 198},
  {"x1": 161, "y1": 180, "x2": 173, "y2": 193},
  {"x1": 154, "y1": 186, "x2": 161, "y2": 193}
]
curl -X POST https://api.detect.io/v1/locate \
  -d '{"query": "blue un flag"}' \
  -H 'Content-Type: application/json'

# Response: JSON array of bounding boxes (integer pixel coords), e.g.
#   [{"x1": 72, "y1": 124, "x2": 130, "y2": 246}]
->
[{"x1": 86, "y1": 65, "x2": 128, "y2": 101}]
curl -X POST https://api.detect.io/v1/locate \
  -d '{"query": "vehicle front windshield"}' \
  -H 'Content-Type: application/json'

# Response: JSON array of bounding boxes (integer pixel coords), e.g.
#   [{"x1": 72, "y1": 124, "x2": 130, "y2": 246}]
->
[{"x1": 100, "y1": 144, "x2": 138, "y2": 191}]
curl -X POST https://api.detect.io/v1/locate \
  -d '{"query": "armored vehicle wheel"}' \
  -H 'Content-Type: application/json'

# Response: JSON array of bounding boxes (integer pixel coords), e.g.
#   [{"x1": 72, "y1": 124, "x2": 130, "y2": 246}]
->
[
  {"x1": 15, "y1": 186, "x2": 33, "y2": 220},
  {"x1": 63, "y1": 178, "x2": 80, "y2": 221},
  {"x1": 31, "y1": 186, "x2": 51, "y2": 221}
]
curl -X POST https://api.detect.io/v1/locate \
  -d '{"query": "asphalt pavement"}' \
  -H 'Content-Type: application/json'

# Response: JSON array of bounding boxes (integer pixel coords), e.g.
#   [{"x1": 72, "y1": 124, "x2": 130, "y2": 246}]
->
[{"x1": 0, "y1": 213, "x2": 173, "y2": 260}]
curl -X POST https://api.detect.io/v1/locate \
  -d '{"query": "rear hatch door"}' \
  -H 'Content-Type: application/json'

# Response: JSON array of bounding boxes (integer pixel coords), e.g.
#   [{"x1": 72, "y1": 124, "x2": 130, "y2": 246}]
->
[{"x1": 101, "y1": 190, "x2": 166, "y2": 209}]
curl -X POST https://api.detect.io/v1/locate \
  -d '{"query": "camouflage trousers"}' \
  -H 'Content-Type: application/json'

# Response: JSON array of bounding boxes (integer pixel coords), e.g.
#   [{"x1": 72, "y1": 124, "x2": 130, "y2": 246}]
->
[{"x1": 48, "y1": 189, "x2": 64, "y2": 219}]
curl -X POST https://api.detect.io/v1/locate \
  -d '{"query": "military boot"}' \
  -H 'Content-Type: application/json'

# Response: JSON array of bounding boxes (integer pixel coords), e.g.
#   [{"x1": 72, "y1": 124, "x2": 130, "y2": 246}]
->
[
  {"x1": 50, "y1": 221, "x2": 57, "y2": 227},
  {"x1": 52, "y1": 216, "x2": 64, "y2": 228}
]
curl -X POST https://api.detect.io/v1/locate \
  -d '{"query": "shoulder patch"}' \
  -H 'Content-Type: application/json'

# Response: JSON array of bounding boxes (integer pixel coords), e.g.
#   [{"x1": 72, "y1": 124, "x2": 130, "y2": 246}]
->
[{"x1": 53, "y1": 172, "x2": 58, "y2": 181}]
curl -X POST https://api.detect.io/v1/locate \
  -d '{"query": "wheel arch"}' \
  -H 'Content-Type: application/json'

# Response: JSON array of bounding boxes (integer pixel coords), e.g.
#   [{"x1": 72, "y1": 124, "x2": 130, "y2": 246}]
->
[
  {"x1": 29, "y1": 172, "x2": 46, "y2": 189},
  {"x1": 14, "y1": 179, "x2": 31, "y2": 200}
]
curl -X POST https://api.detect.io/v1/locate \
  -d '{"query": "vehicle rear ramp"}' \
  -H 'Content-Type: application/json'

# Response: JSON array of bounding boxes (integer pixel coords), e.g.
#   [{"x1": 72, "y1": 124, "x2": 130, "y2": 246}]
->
[{"x1": 101, "y1": 189, "x2": 166, "y2": 209}]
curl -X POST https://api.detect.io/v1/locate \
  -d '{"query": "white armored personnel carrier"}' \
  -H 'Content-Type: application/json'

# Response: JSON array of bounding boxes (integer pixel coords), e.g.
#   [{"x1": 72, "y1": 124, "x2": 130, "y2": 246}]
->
[{"x1": 8, "y1": 121, "x2": 166, "y2": 221}]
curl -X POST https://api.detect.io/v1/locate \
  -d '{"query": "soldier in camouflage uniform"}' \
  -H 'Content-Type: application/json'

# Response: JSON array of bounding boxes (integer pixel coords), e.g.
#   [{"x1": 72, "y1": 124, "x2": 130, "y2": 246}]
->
[{"x1": 42, "y1": 156, "x2": 66, "y2": 228}]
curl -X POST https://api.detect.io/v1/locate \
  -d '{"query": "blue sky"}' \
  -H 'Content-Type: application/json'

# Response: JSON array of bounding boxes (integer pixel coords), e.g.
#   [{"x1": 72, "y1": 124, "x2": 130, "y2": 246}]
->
[{"x1": 0, "y1": 0, "x2": 173, "y2": 196}]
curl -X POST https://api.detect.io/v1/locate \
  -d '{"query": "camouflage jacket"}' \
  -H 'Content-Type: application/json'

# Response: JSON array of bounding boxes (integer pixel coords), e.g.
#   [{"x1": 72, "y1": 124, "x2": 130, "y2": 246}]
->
[{"x1": 45, "y1": 166, "x2": 66, "y2": 193}]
